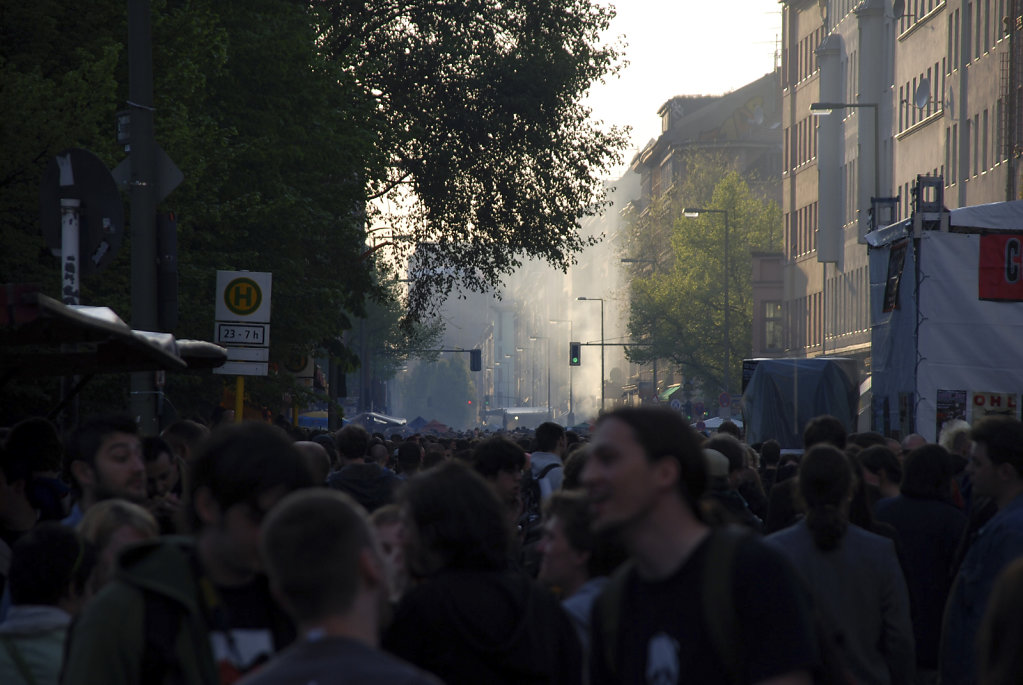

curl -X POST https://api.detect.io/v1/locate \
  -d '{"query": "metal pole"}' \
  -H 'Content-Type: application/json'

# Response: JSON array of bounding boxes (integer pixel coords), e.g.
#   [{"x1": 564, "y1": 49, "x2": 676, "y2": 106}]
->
[
  {"x1": 546, "y1": 337, "x2": 551, "y2": 414},
  {"x1": 599, "y1": 299, "x2": 605, "y2": 413},
  {"x1": 60, "y1": 195, "x2": 81, "y2": 432},
  {"x1": 723, "y1": 213, "x2": 729, "y2": 395},
  {"x1": 128, "y1": 0, "x2": 158, "y2": 433},
  {"x1": 235, "y1": 376, "x2": 244, "y2": 423}
]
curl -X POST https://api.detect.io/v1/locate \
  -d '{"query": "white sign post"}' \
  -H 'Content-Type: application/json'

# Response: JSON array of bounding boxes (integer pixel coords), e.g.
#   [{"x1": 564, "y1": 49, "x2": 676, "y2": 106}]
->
[
  {"x1": 214, "y1": 271, "x2": 272, "y2": 377},
  {"x1": 214, "y1": 270, "x2": 272, "y2": 424}
]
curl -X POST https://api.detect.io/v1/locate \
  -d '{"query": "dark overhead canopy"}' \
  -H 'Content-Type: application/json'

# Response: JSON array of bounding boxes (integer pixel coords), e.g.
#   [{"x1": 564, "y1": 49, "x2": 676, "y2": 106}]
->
[{"x1": 1, "y1": 285, "x2": 227, "y2": 381}]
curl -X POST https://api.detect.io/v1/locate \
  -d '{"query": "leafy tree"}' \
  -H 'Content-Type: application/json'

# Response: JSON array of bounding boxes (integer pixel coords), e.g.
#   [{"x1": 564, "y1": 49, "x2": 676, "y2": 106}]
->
[
  {"x1": 0, "y1": 0, "x2": 626, "y2": 422},
  {"x1": 624, "y1": 164, "x2": 782, "y2": 396},
  {"x1": 315, "y1": 0, "x2": 629, "y2": 321}
]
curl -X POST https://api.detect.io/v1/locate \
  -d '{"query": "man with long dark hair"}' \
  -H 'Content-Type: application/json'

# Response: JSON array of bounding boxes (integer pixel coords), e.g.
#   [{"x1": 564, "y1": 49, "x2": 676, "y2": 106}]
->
[{"x1": 584, "y1": 407, "x2": 816, "y2": 685}]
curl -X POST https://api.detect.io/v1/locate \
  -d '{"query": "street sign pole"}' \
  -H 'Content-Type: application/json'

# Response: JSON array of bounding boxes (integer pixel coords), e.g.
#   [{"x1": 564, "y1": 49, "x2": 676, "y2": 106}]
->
[
  {"x1": 128, "y1": 0, "x2": 159, "y2": 434},
  {"x1": 214, "y1": 271, "x2": 272, "y2": 421}
]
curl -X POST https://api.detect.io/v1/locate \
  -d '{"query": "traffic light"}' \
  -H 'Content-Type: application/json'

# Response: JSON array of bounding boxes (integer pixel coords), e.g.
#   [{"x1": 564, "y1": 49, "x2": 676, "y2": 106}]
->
[
  {"x1": 470, "y1": 349, "x2": 482, "y2": 372},
  {"x1": 569, "y1": 341, "x2": 581, "y2": 366}
]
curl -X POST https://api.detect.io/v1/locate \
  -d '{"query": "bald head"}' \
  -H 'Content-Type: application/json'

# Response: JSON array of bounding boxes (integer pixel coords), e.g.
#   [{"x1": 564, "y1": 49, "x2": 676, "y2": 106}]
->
[
  {"x1": 901, "y1": 434, "x2": 926, "y2": 452},
  {"x1": 295, "y1": 441, "x2": 331, "y2": 484}
]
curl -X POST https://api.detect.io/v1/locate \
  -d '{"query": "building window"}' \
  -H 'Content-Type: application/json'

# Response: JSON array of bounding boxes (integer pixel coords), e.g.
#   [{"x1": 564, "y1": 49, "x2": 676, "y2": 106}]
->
[
  {"x1": 983, "y1": 108, "x2": 989, "y2": 170},
  {"x1": 973, "y1": 114, "x2": 979, "y2": 176},
  {"x1": 953, "y1": 9, "x2": 960, "y2": 68},
  {"x1": 765, "y1": 302, "x2": 783, "y2": 351},
  {"x1": 951, "y1": 123, "x2": 958, "y2": 182},
  {"x1": 997, "y1": 98, "x2": 1005, "y2": 163},
  {"x1": 984, "y1": 0, "x2": 991, "y2": 53},
  {"x1": 945, "y1": 127, "x2": 951, "y2": 180}
]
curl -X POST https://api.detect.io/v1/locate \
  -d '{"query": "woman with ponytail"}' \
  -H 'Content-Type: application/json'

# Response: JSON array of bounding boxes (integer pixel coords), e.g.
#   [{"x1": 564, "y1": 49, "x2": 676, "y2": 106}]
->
[{"x1": 767, "y1": 444, "x2": 916, "y2": 685}]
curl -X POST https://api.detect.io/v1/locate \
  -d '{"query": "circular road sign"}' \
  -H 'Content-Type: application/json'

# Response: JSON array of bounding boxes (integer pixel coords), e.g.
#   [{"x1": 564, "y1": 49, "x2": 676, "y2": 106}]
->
[
  {"x1": 39, "y1": 148, "x2": 125, "y2": 277},
  {"x1": 718, "y1": 392, "x2": 730, "y2": 408},
  {"x1": 284, "y1": 354, "x2": 309, "y2": 374},
  {"x1": 224, "y1": 277, "x2": 263, "y2": 317},
  {"x1": 670, "y1": 398, "x2": 682, "y2": 410}
]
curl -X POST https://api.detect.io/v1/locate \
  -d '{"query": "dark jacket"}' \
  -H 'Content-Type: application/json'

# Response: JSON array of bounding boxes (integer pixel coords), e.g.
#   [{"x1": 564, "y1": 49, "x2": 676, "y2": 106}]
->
[
  {"x1": 874, "y1": 494, "x2": 965, "y2": 669},
  {"x1": 62, "y1": 537, "x2": 291, "y2": 685},
  {"x1": 383, "y1": 569, "x2": 582, "y2": 685},
  {"x1": 328, "y1": 462, "x2": 400, "y2": 512},
  {"x1": 767, "y1": 521, "x2": 916, "y2": 685},
  {"x1": 62, "y1": 538, "x2": 218, "y2": 685}
]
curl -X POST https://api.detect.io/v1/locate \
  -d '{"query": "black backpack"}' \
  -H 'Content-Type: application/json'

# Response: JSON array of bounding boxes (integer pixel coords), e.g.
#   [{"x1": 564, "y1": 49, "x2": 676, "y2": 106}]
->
[{"x1": 517, "y1": 462, "x2": 561, "y2": 577}]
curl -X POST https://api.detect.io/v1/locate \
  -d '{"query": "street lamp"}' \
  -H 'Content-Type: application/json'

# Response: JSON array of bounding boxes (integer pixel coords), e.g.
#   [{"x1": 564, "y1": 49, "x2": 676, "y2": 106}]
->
[
  {"x1": 577, "y1": 297, "x2": 605, "y2": 414},
  {"x1": 809, "y1": 102, "x2": 880, "y2": 199},
  {"x1": 549, "y1": 319, "x2": 574, "y2": 422},
  {"x1": 682, "y1": 208, "x2": 731, "y2": 394},
  {"x1": 529, "y1": 335, "x2": 551, "y2": 415}
]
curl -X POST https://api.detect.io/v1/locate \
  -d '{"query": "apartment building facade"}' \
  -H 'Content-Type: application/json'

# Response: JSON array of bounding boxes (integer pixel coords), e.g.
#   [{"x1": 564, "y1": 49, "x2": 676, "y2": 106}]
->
[{"x1": 781, "y1": 0, "x2": 1022, "y2": 376}]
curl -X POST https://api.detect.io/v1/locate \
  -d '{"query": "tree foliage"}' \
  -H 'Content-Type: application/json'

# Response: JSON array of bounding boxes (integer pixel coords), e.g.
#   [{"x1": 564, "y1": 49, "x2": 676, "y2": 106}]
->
[
  {"x1": 623, "y1": 156, "x2": 782, "y2": 396},
  {"x1": 0, "y1": 0, "x2": 626, "y2": 421},
  {"x1": 315, "y1": 0, "x2": 629, "y2": 320}
]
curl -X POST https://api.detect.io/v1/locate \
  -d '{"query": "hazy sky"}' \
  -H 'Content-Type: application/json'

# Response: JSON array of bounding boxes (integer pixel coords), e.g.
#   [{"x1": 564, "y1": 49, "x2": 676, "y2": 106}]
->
[{"x1": 587, "y1": 1, "x2": 783, "y2": 178}]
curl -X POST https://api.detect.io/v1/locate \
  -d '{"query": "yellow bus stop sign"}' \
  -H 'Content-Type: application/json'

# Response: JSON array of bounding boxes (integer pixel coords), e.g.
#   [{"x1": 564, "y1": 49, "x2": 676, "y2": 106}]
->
[
  {"x1": 224, "y1": 277, "x2": 262, "y2": 317},
  {"x1": 215, "y1": 271, "x2": 271, "y2": 323}
]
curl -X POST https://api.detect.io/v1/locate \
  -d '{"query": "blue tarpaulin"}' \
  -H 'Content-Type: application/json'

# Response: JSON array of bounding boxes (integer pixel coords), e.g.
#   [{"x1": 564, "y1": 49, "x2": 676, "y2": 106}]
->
[{"x1": 741, "y1": 358, "x2": 858, "y2": 449}]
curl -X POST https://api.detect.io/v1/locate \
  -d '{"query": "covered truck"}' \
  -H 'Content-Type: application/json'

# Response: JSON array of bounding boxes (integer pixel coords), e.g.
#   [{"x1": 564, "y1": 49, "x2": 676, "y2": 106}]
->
[
  {"x1": 868, "y1": 199, "x2": 1023, "y2": 441},
  {"x1": 741, "y1": 357, "x2": 858, "y2": 449}
]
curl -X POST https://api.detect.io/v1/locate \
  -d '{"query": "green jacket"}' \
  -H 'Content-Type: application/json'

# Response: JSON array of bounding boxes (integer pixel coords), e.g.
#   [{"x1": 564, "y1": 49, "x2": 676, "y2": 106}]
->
[{"x1": 61, "y1": 537, "x2": 218, "y2": 685}]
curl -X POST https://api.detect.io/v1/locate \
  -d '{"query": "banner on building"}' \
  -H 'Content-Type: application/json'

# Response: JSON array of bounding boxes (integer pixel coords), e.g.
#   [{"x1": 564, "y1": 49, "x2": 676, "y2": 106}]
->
[{"x1": 979, "y1": 234, "x2": 1023, "y2": 301}]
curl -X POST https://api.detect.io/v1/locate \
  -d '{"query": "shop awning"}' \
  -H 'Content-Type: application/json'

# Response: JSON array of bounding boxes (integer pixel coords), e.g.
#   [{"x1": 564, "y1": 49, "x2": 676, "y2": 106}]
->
[
  {"x1": 0, "y1": 285, "x2": 227, "y2": 383},
  {"x1": 658, "y1": 383, "x2": 682, "y2": 401}
]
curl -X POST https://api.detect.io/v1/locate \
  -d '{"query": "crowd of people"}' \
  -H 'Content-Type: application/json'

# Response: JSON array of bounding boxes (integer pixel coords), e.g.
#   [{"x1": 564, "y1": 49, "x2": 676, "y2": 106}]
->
[{"x1": 0, "y1": 406, "x2": 1021, "y2": 684}]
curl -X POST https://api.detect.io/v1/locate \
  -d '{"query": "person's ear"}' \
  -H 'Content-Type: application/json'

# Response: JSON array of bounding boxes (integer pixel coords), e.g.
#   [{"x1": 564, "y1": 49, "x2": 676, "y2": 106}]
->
[
  {"x1": 653, "y1": 455, "x2": 680, "y2": 490},
  {"x1": 268, "y1": 580, "x2": 298, "y2": 618},
  {"x1": 997, "y1": 461, "x2": 1019, "y2": 482},
  {"x1": 193, "y1": 487, "x2": 221, "y2": 526},
  {"x1": 359, "y1": 547, "x2": 384, "y2": 590},
  {"x1": 70, "y1": 461, "x2": 96, "y2": 491}
]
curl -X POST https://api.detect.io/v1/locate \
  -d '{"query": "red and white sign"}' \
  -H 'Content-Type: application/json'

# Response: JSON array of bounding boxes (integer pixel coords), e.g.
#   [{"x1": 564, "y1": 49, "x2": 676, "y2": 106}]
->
[
  {"x1": 979, "y1": 234, "x2": 1023, "y2": 300},
  {"x1": 971, "y1": 391, "x2": 1019, "y2": 420}
]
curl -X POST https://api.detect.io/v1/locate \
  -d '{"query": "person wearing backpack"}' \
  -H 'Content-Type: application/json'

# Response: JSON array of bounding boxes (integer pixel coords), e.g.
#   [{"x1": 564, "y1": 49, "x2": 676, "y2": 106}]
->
[
  {"x1": 531, "y1": 422, "x2": 567, "y2": 500},
  {"x1": 584, "y1": 407, "x2": 817, "y2": 685},
  {"x1": 61, "y1": 423, "x2": 315, "y2": 685}
]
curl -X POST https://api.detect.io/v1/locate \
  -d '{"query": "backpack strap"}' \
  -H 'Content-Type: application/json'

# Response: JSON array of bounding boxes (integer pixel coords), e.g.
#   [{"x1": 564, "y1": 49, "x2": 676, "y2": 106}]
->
[
  {"x1": 702, "y1": 525, "x2": 751, "y2": 685},
  {"x1": 536, "y1": 462, "x2": 561, "y2": 479},
  {"x1": 596, "y1": 526, "x2": 750, "y2": 684}
]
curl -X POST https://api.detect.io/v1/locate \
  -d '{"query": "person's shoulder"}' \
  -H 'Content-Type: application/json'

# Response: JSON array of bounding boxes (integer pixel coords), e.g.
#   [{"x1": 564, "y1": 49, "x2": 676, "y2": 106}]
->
[
  {"x1": 241, "y1": 638, "x2": 443, "y2": 685},
  {"x1": 764, "y1": 519, "x2": 809, "y2": 545},
  {"x1": 845, "y1": 523, "x2": 902, "y2": 559}
]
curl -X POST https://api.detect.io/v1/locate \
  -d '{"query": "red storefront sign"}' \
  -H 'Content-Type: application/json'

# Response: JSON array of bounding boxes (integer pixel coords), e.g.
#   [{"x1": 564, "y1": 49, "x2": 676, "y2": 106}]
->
[{"x1": 979, "y1": 234, "x2": 1023, "y2": 301}]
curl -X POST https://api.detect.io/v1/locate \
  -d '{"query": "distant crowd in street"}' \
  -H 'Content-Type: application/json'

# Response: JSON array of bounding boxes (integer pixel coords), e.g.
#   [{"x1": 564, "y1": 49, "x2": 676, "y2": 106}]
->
[{"x1": 1, "y1": 404, "x2": 1023, "y2": 685}]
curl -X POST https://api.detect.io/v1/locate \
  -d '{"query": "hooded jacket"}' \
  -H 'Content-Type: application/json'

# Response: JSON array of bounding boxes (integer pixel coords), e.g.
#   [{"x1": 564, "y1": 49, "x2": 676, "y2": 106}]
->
[
  {"x1": 327, "y1": 462, "x2": 400, "y2": 512},
  {"x1": 61, "y1": 538, "x2": 218, "y2": 685},
  {"x1": 382, "y1": 569, "x2": 582, "y2": 685}
]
